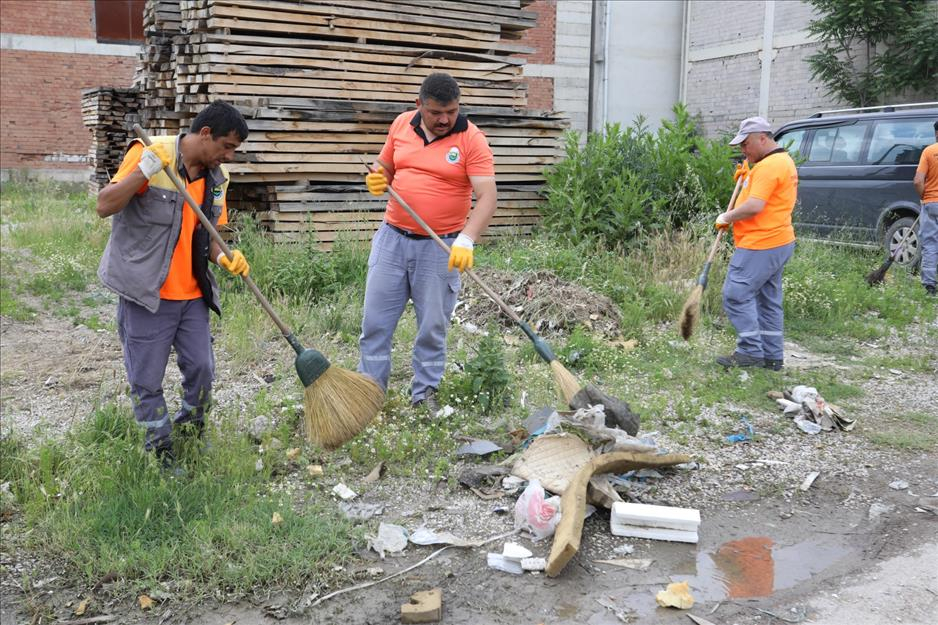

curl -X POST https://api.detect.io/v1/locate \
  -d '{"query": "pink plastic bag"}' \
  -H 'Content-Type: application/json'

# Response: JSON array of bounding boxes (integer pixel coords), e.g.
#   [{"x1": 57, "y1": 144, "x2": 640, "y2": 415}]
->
[{"x1": 513, "y1": 479, "x2": 562, "y2": 540}]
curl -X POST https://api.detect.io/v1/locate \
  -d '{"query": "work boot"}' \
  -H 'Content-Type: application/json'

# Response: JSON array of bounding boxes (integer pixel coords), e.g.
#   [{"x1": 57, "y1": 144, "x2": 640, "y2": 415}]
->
[
  {"x1": 763, "y1": 359, "x2": 784, "y2": 371},
  {"x1": 926, "y1": 285, "x2": 937, "y2": 297},
  {"x1": 154, "y1": 446, "x2": 186, "y2": 477},
  {"x1": 716, "y1": 352, "x2": 765, "y2": 369},
  {"x1": 413, "y1": 387, "x2": 441, "y2": 415}
]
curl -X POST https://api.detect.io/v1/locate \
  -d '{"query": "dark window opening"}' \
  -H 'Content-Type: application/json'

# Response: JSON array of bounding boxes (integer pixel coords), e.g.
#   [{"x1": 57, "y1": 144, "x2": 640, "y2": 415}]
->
[{"x1": 95, "y1": 0, "x2": 145, "y2": 44}]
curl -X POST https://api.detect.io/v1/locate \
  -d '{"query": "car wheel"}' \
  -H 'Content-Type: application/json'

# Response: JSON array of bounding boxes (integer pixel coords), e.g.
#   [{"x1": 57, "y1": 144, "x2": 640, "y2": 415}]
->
[{"x1": 883, "y1": 216, "x2": 921, "y2": 268}]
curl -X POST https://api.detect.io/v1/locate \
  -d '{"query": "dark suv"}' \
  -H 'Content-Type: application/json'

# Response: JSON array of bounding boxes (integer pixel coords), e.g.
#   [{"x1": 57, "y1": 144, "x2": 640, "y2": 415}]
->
[{"x1": 774, "y1": 103, "x2": 938, "y2": 265}]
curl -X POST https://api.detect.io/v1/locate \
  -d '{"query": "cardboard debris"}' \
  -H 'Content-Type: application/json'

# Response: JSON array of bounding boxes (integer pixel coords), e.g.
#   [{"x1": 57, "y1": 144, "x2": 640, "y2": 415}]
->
[
  {"x1": 546, "y1": 450, "x2": 690, "y2": 577},
  {"x1": 800, "y1": 471, "x2": 820, "y2": 491},
  {"x1": 400, "y1": 588, "x2": 442, "y2": 624},
  {"x1": 512, "y1": 434, "x2": 593, "y2": 496},
  {"x1": 776, "y1": 385, "x2": 855, "y2": 433},
  {"x1": 655, "y1": 581, "x2": 695, "y2": 609},
  {"x1": 595, "y1": 557, "x2": 653, "y2": 571}
]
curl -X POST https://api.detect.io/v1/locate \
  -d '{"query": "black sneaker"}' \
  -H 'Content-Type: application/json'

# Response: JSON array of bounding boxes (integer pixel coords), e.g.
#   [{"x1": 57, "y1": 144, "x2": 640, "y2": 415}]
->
[
  {"x1": 413, "y1": 388, "x2": 441, "y2": 414},
  {"x1": 154, "y1": 446, "x2": 186, "y2": 477},
  {"x1": 763, "y1": 359, "x2": 784, "y2": 371},
  {"x1": 716, "y1": 352, "x2": 765, "y2": 369},
  {"x1": 926, "y1": 285, "x2": 937, "y2": 297}
]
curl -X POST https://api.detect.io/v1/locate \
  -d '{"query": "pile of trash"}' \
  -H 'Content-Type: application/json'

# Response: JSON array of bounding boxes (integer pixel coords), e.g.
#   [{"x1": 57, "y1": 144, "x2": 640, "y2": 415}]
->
[{"x1": 770, "y1": 385, "x2": 855, "y2": 434}]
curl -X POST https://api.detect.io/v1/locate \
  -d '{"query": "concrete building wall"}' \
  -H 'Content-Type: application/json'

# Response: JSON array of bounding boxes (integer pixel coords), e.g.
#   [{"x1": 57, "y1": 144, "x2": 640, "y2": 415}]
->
[
  {"x1": 0, "y1": 0, "x2": 138, "y2": 181},
  {"x1": 600, "y1": 0, "x2": 684, "y2": 130},
  {"x1": 683, "y1": 0, "x2": 843, "y2": 137}
]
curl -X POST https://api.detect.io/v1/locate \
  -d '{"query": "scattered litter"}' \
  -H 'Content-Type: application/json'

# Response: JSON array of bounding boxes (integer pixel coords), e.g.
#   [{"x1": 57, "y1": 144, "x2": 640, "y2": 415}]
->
[
  {"x1": 487, "y1": 552, "x2": 523, "y2": 574},
  {"x1": 455, "y1": 438, "x2": 502, "y2": 457},
  {"x1": 655, "y1": 581, "x2": 695, "y2": 609},
  {"x1": 286, "y1": 447, "x2": 301, "y2": 461},
  {"x1": 339, "y1": 502, "x2": 384, "y2": 521},
  {"x1": 409, "y1": 526, "x2": 472, "y2": 548},
  {"x1": 254, "y1": 458, "x2": 264, "y2": 472},
  {"x1": 521, "y1": 557, "x2": 545, "y2": 572},
  {"x1": 868, "y1": 502, "x2": 894, "y2": 521},
  {"x1": 544, "y1": 405, "x2": 650, "y2": 453},
  {"x1": 687, "y1": 614, "x2": 719, "y2": 625},
  {"x1": 611, "y1": 502, "x2": 700, "y2": 543},
  {"x1": 512, "y1": 434, "x2": 593, "y2": 497},
  {"x1": 776, "y1": 385, "x2": 854, "y2": 433},
  {"x1": 595, "y1": 557, "x2": 653, "y2": 571},
  {"x1": 400, "y1": 587, "x2": 442, "y2": 624},
  {"x1": 514, "y1": 479, "x2": 562, "y2": 540},
  {"x1": 501, "y1": 475, "x2": 526, "y2": 491},
  {"x1": 458, "y1": 465, "x2": 509, "y2": 490},
  {"x1": 461, "y1": 321, "x2": 481, "y2": 334},
  {"x1": 492, "y1": 505, "x2": 510, "y2": 515},
  {"x1": 332, "y1": 483, "x2": 358, "y2": 500},
  {"x1": 525, "y1": 406, "x2": 555, "y2": 434},
  {"x1": 435, "y1": 405, "x2": 455, "y2": 419},
  {"x1": 362, "y1": 461, "x2": 385, "y2": 484},
  {"x1": 307, "y1": 464, "x2": 323, "y2": 478},
  {"x1": 367, "y1": 523, "x2": 408, "y2": 558},
  {"x1": 725, "y1": 417, "x2": 754, "y2": 443},
  {"x1": 888, "y1": 368, "x2": 903, "y2": 376},
  {"x1": 501, "y1": 541, "x2": 533, "y2": 561},
  {"x1": 799, "y1": 471, "x2": 820, "y2": 491},
  {"x1": 613, "y1": 543, "x2": 635, "y2": 555},
  {"x1": 889, "y1": 479, "x2": 909, "y2": 491}
]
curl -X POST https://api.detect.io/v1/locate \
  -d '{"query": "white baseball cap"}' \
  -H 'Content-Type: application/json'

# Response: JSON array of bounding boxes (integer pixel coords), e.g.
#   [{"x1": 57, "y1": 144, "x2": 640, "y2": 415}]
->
[{"x1": 729, "y1": 116, "x2": 773, "y2": 145}]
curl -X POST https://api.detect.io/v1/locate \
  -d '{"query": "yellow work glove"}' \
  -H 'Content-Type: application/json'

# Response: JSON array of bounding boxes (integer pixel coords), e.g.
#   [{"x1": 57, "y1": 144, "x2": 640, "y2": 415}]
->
[
  {"x1": 365, "y1": 166, "x2": 388, "y2": 196},
  {"x1": 714, "y1": 212, "x2": 731, "y2": 231},
  {"x1": 216, "y1": 250, "x2": 250, "y2": 276},
  {"x1": 138, "y1": 143, "x2": 172, "y2": 179},
  {"x1": 733, "y1": 160, "x2": 750, "y2": 182},
  {"x1": 448, "y1": 233, "x2": 474, "y2": 272}
]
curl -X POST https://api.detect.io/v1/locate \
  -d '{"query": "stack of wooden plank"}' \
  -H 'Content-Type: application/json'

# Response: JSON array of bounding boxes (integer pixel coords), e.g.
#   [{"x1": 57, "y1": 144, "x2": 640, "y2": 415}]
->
[
  {"x1": 110, "y1": 0, "x2": 567, "y2": 245},
  {"x1": 138, "y1": 0, "x2": 185, "y2": 133},
  {"x1": 81, "y1": 87, "x2": 141, "y2": 193}
]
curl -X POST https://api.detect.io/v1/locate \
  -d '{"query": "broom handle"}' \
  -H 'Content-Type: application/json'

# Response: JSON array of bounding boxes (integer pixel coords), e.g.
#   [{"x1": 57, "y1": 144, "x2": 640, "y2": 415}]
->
[
  {"x1": 697, "y1": 176, "x2": 744, "y2": 286},
  {"x1": 888, "y1": 215, "x2": 920, "y2": 260},
  {"x1": 363, "y1": 160, "x2": 557, "y2": 363},
  {"x1": 132, "y1": 125, "x2": 303, "y2": 352}
]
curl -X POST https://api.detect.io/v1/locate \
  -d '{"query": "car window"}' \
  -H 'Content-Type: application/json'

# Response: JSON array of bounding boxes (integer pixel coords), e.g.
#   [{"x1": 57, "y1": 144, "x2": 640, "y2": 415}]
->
[
  {"x1": 807, "y1": 125, "x2": 867, "y2": 163},
  {"x1": 776, "y1": 129, "x2": 806, "y2": 160},
  {"x1": 867, "y1": 120, "x2": 934, "y2": 165}
]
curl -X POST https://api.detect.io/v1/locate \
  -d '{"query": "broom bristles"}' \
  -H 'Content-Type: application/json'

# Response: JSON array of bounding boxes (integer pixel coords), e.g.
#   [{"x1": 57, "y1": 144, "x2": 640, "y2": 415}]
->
[
  {"x1": 550, "y1": 359, "x2": 582, "y2": 404},
  {"x1": 303, "y1": 366, "x2": 384, "y2": 450},
  {"x1": 678, "y1": 285, "x2": 703, "y2": 340},
  {"x1": 865, "y1": 258, "x2": 892, "y2": 286}
]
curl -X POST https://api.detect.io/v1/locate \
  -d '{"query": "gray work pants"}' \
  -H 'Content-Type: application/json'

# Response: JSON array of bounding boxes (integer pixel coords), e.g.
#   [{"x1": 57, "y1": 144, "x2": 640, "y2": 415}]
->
[
  {"x1": 722, "y1": 242, "x2": 795, "y2": 361},
  {"x1": 920, "y1": 202, "x2": 938, "y2": 288},
  {"x1": 117, "y1": 297, "x2": 214, "y2": 451},
  {"x1": 358, "y1": 224, "x2": 460, "y2": 403}
]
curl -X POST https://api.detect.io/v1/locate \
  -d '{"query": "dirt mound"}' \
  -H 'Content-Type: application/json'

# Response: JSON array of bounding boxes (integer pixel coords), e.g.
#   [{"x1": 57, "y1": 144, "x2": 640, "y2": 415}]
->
[{"x1": 455, "y1": 269, "x2": 622, "y2": 337}]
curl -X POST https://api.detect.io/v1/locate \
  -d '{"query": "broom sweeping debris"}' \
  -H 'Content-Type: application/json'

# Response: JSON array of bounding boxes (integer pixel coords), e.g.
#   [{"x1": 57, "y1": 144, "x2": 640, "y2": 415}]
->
[
  {"x1": 134, "y1": 125, "x2": 383, "y2": 450},
  {"x1": 360, "y1": 158, "x2": 634, "y2": 429},
  {"x1": 865, "y1": 216, "x2": 920, "y2": 286},
  {"x1": 679, "y1": 176, "x2": 744, "y2": 340}
]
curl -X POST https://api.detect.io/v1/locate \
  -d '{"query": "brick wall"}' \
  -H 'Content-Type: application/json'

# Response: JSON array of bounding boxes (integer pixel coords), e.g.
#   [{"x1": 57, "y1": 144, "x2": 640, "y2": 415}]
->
[
  {"x1": 520, "y1": 0, "x2": 555, "y2": 65},
  {"x1": 0, "y1": 1, "x2": 138, "y2": 177},
  {"x1": 1, "y1": 0, "x2": 97, "y2": 38},
  {"x1": 525, "y1": 76, "x2": 554, "y2": 111}
]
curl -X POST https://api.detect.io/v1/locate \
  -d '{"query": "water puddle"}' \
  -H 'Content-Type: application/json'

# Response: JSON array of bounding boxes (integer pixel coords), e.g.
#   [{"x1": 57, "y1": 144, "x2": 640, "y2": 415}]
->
[{"x1": 675, "y1": 535, "x2": 853, "y2": 601}]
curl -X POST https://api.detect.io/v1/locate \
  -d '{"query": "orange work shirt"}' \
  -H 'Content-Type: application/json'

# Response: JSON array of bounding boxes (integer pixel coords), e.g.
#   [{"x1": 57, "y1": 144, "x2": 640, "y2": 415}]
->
[
  {"x1": 733, "y1": 150, "x2": 798, "y2": 250},
  {"x1": 111, "y1": 143, "x2": 228, "y2": 300},
  {"x1": 378, "y1": 110, "x2": 495, "y2": 235},
  {"x1": 917, "y1": 143, "x2": 938, "y2": 203}
]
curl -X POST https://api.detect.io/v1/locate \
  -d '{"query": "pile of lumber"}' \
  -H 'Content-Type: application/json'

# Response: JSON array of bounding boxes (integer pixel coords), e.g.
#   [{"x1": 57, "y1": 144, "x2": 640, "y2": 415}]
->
[
  {"x1": 87, "y1": 0, "x2": 568, "y2": 246},
  {"x1": 81, "y1": 87, "x2": 141, "y2": 193}
]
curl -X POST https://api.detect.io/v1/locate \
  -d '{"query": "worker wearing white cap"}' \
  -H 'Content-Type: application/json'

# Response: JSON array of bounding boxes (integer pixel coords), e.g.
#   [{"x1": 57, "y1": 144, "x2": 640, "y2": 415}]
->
[{"x1": 714, "y1": 116, "x2": 798, "y2": 371}]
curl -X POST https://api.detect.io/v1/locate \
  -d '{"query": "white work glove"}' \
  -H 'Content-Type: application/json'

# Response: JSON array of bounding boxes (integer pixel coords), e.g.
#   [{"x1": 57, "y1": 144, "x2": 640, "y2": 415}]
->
[
  {"x1": 137, "y1": 144, "x2": 171, "y2": 180},
  {"x1": 448, "y1": 233, "x2": 474, "y2": 272}
]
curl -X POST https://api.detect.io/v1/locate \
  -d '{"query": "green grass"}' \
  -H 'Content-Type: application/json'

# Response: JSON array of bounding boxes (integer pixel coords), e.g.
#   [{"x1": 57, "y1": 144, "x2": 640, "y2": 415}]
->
[{"x1": 0, "y1": 403, "x2": 360, "y2": 597}]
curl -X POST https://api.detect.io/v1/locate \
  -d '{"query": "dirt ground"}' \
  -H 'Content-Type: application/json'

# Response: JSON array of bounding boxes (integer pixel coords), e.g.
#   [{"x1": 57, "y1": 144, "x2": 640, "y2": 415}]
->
[{"x1": 1, "y1": 293, "x2": 937, "y2": 625}]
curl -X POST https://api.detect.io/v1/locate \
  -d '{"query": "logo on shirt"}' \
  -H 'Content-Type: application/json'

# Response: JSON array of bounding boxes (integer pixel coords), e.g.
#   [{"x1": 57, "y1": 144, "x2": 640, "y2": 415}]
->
[
  {"x1": 743, "y1": 178, "x2": 749, "y2": 189},
  {"x1": 212, "y1": 185, "x2": 223, "y2": 198},
  {"x1": 446, "y1": 146, "x2": 461, "y2": 165}
]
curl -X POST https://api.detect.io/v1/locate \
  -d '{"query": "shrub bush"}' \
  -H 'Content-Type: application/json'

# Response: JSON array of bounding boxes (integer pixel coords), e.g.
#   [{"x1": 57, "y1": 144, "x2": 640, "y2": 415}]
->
[{"x1": 541, "y1": 104, "x2": 736, "y2": 247}]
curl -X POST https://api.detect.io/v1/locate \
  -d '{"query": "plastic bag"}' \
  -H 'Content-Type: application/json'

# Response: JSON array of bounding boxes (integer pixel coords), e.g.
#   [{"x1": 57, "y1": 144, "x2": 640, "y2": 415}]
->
[{"x1": 513, "y1": 479, "x2": 562, "y2": 540}]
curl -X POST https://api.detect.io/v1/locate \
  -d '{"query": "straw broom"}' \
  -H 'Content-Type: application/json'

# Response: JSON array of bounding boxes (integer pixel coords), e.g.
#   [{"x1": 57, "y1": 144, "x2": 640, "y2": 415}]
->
[
  {"x1": 678, "y1": 176, "x2": 743, "y2": 341},
  {"x1": 865, "y1": 216, "x2": 920, "y2": 286},
  {"x1": 133, "y1": 125, "x2": 383, "y2": 450}
]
